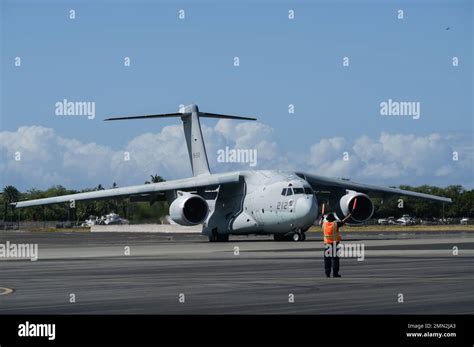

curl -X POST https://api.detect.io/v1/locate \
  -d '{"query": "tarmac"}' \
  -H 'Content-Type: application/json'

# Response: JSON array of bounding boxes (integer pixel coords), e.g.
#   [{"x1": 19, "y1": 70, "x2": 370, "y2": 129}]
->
[{"x1": 0, "y1": 229, "x2": 473, "y2": 314}]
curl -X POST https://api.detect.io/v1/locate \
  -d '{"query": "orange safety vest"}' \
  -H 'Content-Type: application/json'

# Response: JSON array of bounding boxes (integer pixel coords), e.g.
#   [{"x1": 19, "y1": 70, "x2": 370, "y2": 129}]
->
[{"x1": 323, "y1": 221, "x2": 341, "y2": 244}]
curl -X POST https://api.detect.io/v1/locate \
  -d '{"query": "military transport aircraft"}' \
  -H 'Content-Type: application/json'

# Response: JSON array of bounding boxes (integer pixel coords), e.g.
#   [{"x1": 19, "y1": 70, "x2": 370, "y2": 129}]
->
[{"x1": 12, "y1": 104, "x2": 452, "y2": 242}]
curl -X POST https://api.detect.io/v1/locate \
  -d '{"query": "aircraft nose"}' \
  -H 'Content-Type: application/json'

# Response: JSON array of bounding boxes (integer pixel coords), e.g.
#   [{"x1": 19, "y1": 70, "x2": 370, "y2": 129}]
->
[{"x1": 296, "y1": 195, "x2": 317, "y2": 222}]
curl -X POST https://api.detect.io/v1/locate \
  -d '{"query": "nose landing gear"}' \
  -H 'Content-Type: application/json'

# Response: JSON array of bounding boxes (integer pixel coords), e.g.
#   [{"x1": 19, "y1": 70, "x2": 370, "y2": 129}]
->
[
  {"x1": 292, "y1": 231, "x2": 306, "y2": 241},
  {"x1": 292, "y1": 229, "x2": 306, "y2": 241},
  {"x1": 274, "y1": 229, "x2": 306, "y2": 241}
]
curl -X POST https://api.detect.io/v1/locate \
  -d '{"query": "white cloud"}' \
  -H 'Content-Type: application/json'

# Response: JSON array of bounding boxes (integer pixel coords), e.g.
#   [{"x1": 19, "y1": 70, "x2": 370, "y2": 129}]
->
[
  {"x1": 118, "y1": 125, "x2": 191, "y2": 180},
  {"x1": 0, "y1": 124, "x2": 472, "y2": 190},
  {"x1": 350, "y1": 132, "x2": 467, "y2": 183},
  {"x1": 308, "y1": 137, "x2": 346, "y2": 168},
  {"x1": 215, "y1": 120, "x2": 279, "y2": 161},
  {"x1": 303, "y1": 132, "x2": 472, "y2": 186}
]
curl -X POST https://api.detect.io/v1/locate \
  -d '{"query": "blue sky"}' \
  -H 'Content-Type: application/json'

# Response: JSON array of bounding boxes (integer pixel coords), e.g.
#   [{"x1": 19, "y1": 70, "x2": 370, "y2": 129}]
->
[{"x1": 1, "y1": 0, "x2": 473, "y2": 190}]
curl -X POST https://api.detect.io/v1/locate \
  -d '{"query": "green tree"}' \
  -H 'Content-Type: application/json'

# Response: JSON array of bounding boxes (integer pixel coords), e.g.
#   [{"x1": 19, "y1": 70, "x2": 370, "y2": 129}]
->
[
  {"x1": 145, "y1": 174, "x2": 166, "y2": 184},
  {"x1": 3, "y1": 185, "x2": 20, "y2": 222}
]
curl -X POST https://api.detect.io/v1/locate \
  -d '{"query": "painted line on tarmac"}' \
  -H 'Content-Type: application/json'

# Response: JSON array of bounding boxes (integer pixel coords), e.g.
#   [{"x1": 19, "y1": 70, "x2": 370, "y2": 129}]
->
[{"x1": 0, "y1": 287, "x2": 14, "y2": 295}]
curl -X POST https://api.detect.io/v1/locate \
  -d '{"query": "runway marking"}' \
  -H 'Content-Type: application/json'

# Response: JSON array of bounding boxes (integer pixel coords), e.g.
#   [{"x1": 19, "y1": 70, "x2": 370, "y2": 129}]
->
[{"x1": 0, "y1": 287, "x2": 14, "y2": 295}]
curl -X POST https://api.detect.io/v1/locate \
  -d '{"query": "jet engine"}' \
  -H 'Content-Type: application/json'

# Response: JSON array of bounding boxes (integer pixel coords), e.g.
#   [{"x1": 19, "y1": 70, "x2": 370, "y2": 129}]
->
[
  {"x1": 169, "y1": 192, "x2": 209, "y2": 226},
  {"x1": 337, "y1": 191, "x2": 374, "y2": 223}
]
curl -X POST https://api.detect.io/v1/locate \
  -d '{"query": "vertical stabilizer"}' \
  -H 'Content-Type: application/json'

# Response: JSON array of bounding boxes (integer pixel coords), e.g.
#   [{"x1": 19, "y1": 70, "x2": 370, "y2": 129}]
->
[{"x1": 181, "y1": 104, "x2": 210, "y2": 176}]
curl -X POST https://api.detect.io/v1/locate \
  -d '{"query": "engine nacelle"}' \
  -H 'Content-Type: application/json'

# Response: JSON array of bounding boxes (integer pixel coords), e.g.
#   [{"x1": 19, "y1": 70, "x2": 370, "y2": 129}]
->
[
  {"x1": 169, "y1": 192, "x2": 209, "y2": 226},
  {"x1": 338, "y1": 191, "x2": 374, "y2": 223}
]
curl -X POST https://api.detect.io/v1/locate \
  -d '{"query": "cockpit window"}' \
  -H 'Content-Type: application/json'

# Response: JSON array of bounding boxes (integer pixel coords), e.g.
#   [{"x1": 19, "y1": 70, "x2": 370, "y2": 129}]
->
[
  {"x1": 304, "y1": 187, "x2": 313, "y2": 195},
  {"x1": 293, "y1": 188, "x2": 304, "y2": 194},
  {"x1": 281, "y1": 188, "x2": 287, "y2": 196},
  {"x1": 286, "y1": 188, "x2": 293, "y2": 196}
]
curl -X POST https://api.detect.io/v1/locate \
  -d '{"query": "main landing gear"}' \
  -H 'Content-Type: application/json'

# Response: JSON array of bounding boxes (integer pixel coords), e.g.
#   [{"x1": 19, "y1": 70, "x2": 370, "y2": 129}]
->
[{"x1": 274, "y1": 229, "x2": 306, "y2": 242}]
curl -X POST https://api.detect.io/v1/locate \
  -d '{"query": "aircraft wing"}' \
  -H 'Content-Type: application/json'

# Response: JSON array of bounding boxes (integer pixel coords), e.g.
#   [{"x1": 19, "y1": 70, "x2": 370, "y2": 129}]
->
[
  {"x1": 295, "y1": 172, "x2": 452, "y2": 203},
  {"x1": 12, "y1": 172, "x2": 240, "y2": 208}
]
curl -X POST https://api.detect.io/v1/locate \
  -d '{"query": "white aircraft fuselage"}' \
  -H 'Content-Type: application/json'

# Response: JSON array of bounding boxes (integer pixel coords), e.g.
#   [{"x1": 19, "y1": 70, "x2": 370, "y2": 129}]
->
[{"x1": 217, "y1": 170, "x2": 317, "y2": 235}]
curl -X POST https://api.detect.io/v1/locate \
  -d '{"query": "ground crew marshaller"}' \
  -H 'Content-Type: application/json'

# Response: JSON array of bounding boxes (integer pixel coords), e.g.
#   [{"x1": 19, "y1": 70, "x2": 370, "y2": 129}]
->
[{"x1": 320, "y1": 212, "x2": 352, "y2": 278}]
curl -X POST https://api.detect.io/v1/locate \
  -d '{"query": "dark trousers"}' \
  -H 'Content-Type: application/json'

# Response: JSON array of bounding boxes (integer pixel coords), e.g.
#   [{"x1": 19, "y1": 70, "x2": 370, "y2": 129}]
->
[{"x1": 324, "y1": 242, "x2": 340, "y2": 276}]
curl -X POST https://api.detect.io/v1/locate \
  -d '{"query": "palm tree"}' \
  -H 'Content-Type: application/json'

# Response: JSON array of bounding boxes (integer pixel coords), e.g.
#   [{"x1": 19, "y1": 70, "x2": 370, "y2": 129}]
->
[
  {"x1": 145, "y1": 174, "x2": 166, "y2": 184},
  {"x1": 3, "y1": 185, "x2": 20, "y2": 222}
]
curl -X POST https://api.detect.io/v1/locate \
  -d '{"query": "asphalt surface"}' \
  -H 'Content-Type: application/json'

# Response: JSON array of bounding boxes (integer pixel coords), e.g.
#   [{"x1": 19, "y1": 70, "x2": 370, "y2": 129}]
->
[{"x1": 0, "y1": 230, "x2": 473, "y2": 314}]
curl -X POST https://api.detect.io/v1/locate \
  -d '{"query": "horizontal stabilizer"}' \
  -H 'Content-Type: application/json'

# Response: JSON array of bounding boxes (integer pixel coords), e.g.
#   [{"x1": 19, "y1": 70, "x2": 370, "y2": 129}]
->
[
  {"x1": 199, "y1": 112, "x2": 257, "y2": 121},
  {"x1": 104, "y1": 112, "x2": 257, "y2": 122},
  {"x1": 104, "y1": 113, "x2": 184, "y2": 121}
]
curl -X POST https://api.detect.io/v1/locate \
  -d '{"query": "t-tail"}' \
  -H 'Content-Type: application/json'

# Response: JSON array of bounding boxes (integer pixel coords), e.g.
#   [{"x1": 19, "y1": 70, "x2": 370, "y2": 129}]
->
[{"x1": 104, "y1": 104, "x2": 257, "y2": 176}]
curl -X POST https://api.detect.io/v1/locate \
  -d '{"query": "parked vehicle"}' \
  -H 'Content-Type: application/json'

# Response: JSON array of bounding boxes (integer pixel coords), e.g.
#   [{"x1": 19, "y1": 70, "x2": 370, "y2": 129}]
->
[
  {"x1": 396, "y1": 215, "x2": 416, "y2": 226},
  {"x1": 81, "y1": 213, "x2": 128, "y2": 227},
  {"x1": 102, "y1": 213, "x2": 129, "y2": 225}
]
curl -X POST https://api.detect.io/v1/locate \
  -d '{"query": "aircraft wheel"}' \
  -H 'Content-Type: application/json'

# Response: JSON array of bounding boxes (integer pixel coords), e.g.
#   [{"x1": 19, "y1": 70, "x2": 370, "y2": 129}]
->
[
  {"x1": 292, "y1": 233, "x2": 301, "y2": 242},
  {"x1": 301, "y1": 233, "x2": 306, "y2": 241}
]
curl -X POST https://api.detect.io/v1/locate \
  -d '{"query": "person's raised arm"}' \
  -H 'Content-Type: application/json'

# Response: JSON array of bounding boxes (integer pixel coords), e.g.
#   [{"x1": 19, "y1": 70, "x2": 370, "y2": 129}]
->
[{"x1": 341, "y1": 212, "x2": 352, "y2": 224}]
